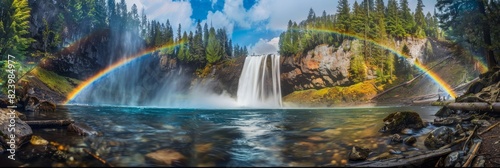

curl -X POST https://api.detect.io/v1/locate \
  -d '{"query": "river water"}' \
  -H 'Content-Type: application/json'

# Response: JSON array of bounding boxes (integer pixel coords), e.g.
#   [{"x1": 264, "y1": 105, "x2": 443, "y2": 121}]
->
[{"x1": 1, "y1": 105, "x2": 442, "y2": 167}]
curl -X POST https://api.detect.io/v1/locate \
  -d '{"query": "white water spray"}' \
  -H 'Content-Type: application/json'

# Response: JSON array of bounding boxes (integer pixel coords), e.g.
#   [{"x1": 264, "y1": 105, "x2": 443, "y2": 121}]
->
[{"x1": 237, "y1": 54, "x2": 282, "y2": 108}]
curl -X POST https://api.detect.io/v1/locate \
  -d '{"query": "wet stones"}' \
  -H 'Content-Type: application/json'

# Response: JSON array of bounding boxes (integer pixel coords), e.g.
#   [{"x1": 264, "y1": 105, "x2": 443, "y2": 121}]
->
[
  {"x1": 67, "y1": 123, "x2": 98, "y2": 136},
  {"x1": 403, "y1": 136, "x2": 417, "y2": 146},
  {"x1": 390, "y1": 134, "x2": 403, "y2": 144},
  {"x1": 30, "y1": 135, "x2": 49, "y2": 146},
  {"x1": 145, "y1": 149, "x2": 187, "y2": 166},
  {"x1": 424, "y1": 126, "x2": 454, "y2": 149},
  {"x1": 348, "y1": 146, "x2": 370, "y2": 161},
  {"x1": 379, "y1": 111, "x2": 425, "y2": 133}
]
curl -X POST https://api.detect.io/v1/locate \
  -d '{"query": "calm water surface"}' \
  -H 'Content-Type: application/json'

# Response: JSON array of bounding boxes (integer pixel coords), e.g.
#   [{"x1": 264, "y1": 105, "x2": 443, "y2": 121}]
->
[{"x1": 1, "y1": 105, "x2": 441, "y2": 167}]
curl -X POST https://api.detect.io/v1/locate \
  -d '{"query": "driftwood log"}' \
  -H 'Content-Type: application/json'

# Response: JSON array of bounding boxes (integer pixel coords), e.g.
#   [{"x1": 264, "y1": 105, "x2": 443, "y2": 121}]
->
[
  {"x1": 25, "y1": 119, "x2": 74, "y2": 128},
  {"x1": 446, "y1": 102, "x2": 500, "y2": 112},
  {"x1": 348, "y1": 148, "x2": 453, "y2": 167}
]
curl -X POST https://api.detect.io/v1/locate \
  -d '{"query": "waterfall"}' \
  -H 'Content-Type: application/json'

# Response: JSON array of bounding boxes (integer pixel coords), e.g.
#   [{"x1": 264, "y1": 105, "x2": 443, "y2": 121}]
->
[{"x1": 237, "y1": 54, "x2": 282, "y2": 108}]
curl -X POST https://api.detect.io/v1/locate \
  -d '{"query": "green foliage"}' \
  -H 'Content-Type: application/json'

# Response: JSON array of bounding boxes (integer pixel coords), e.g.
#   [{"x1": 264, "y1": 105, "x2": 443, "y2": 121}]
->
[
  {"x1": 206, "y1": 27, "x2": 222, "y2": 64},
  {"x1": 436, "y1": 0, "x2": 500, "y2": 68},
  {"x1": 1, "y1": 0, "x2": 34, "y2": 59},
  {"x1": 349, "y1": 54, "x2": 367, "y2": 83},
  {"x1": 336, "y1": 0, "x2": 350, "y2": 32}
]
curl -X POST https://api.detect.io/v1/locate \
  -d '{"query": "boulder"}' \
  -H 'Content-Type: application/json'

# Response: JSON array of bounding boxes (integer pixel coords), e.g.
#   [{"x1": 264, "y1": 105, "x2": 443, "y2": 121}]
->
[
  {"x1": 348, "y1": 146, "x2": 370, "y2": 161},
  {"x1": 424, "y1": 126, "x2": 454, "y2": 149},
  {"x1": 403, "y1": 136, "x2": 417, "y2": 146},
  {"x1": 145, "y1": 148, "x2": 186, "y2": 166},
  {"x1": 0, "y1": 108, "x2": 33, "y2": 149},
  {"x1": 379, "y1": 111, "x2": 425, "y2": 133}
]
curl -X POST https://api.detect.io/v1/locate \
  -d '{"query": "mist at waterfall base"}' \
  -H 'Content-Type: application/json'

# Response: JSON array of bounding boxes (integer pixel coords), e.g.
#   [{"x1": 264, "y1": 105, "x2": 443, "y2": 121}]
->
[{"x1": 71, "y1": 47, "x2": 283, "y2": 108}]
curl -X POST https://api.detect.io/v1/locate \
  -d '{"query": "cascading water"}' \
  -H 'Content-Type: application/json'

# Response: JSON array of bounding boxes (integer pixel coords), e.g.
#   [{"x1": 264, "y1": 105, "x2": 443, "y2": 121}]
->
[{"x1": 237, "y1": 54, "x2": 282, "y2": 108}]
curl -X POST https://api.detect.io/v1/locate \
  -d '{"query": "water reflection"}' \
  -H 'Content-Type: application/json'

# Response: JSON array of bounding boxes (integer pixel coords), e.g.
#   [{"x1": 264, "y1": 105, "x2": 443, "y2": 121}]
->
[{"x1": 2, "y1": 106, "x2": 441, "y2": 167}]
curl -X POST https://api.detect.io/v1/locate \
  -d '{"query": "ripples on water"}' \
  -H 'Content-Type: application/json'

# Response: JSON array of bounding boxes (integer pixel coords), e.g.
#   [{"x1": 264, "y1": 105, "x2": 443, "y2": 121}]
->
[{"x1": 1, "y1": 105, "x2": 441, "y2": 167}]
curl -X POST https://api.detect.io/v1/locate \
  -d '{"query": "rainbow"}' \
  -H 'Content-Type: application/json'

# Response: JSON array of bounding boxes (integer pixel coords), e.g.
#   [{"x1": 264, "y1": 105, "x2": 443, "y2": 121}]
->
[
  {"x1": 64, "y1": 42, "x2": 182, "y2": 104},
  {"x1": 300, "y1": 28, "x2": 458, "y2": 98}
]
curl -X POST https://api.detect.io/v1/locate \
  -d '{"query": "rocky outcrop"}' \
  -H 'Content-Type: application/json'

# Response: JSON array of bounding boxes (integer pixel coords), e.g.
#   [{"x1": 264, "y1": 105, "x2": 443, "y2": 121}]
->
[
  {"x1": 0, "y1": 109, "x2": 33, "y2": 149},
  {"x1": 281, "y1": 43, "x2": 352, "y2": 96}
]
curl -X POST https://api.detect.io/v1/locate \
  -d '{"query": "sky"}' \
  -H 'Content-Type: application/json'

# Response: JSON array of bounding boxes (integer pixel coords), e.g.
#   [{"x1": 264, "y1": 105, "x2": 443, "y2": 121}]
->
[{"x1": 125, "y1": 0, "x2": 437, "y2": 55}]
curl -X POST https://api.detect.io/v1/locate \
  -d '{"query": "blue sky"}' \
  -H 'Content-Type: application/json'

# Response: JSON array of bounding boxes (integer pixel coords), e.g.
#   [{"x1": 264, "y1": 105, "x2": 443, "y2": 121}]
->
[{"x1": 125, "y1": 0, "x2": 437, "y2": 55}]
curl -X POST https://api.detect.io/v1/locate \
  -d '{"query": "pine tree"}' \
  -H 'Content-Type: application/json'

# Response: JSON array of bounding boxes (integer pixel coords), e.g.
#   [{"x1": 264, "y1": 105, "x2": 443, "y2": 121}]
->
[
  {"x1": 386, "y1": 0, "x2": 404, "y2": 39},
  {"x1": 336, "y1": 0, "x2": 350, "y2": 33},
  {"x1": 399, "y1": 0, "x2": 415, "y2": 37},
  {"x1": 414, "y1": 0, "x2": 426, "y2": 38},
  {"x1": 6, "y1": 0, "x2": 33, "y2": 58},
  {"x1": 351, "y1": 1, "x2": 364, "y2": 34},
  {"x1": 206, "y1": 27, "x2": 222, "y2": 64},
  {"x1": 375, "y1": 0, "x2": 387, "y2": 39}
]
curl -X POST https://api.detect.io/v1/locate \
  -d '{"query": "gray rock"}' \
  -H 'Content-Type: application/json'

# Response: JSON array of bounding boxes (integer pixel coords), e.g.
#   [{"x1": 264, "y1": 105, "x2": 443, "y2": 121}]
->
[
  {"x1": 435, "y1": 106, "x2": 453, "y2": 117},
  {"x1": 444, "y1": 151, "x2": 464, "y2": 167},
  {"x1": 348, "y1": 146, "x2": 370, "y2": 161},
  {"x1": 424, "y1": 126, "x2": 454, "y2": 149},
  {"x1": 379, "y1": 111, "x2": 425, "y2": 133},
  {"x1": 0, "y1": 109, "x2": 33, "y2": 149},
  {"x1": 403, "y1": 136, "x2": 417, "y2": 145}
]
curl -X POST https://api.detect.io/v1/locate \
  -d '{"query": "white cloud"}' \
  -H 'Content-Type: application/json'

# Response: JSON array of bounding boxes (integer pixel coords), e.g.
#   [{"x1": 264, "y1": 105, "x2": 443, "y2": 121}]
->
[
  {"x1": 126, "y1": 0, "x2": 196, "y2": 38},
  {"x1": 203, "y1": 11, "x2": 235, "y2": 36},
  {"x1": 222, "y1": 0, "x2": 250, "y2": 28},
  {"x1": 249, "y1": 37, "x2": 280, "y2": 55}
]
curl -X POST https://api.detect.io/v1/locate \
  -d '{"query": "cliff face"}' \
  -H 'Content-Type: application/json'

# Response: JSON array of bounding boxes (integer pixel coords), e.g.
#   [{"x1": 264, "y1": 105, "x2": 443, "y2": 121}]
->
[{"x1": 280, "y1": 43, "x2": 352, "y2": 96}]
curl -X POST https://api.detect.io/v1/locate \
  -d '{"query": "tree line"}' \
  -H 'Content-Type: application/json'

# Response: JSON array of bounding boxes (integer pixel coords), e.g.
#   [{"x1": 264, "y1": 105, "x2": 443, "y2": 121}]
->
[{"x1": 0, "y1": 0, "x2": 249, "y2": 67}]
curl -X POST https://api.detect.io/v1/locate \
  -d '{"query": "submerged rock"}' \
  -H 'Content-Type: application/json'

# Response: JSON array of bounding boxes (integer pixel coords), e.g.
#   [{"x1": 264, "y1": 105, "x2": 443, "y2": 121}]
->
[
  {"x1": 379, "y1": 111, "x2": 425, "y2": 133},
  {"x1": 0, "y1": 109, "x2": 33, "y2": 149},
  {"x1": 424, "y1": 126, "x2": 454, "y2": 149},
  {"x1": 145, "y1": 149, "x2": 186, "y2": 166},
  {"x1": 403, "y1": 136, "x2": 417, "y2": 146},
  {"x1": 30, "y1": 135, "x2": 49, "y2": 146},
  {"x1": 348, "y1": 146, "x2": 370, "y2": 161}
]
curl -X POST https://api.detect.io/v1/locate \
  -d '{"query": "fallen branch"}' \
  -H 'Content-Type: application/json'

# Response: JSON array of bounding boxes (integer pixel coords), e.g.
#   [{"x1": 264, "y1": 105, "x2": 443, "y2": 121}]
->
[
  {"x1": 83, "y1": 148, "x2": 113, "y2": 167},
  {"x1": 462, "y1": 141, "x2": 482, "y2": 167},
  {"x1": 463, "y1": 125, "x2": 478, "y2": 151},
  {"x1": 446, "y1": 102, "x2": 500, "y2": 112},
  {"x1": 348, "y1": 148, "x2": 452, "y2": 167},
  {"x1": 25, "y1": 119, "x2": 74, "y2": 128},
  {"x1": 478, "y1": 122, "x2": 500, "y2": 135}
]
